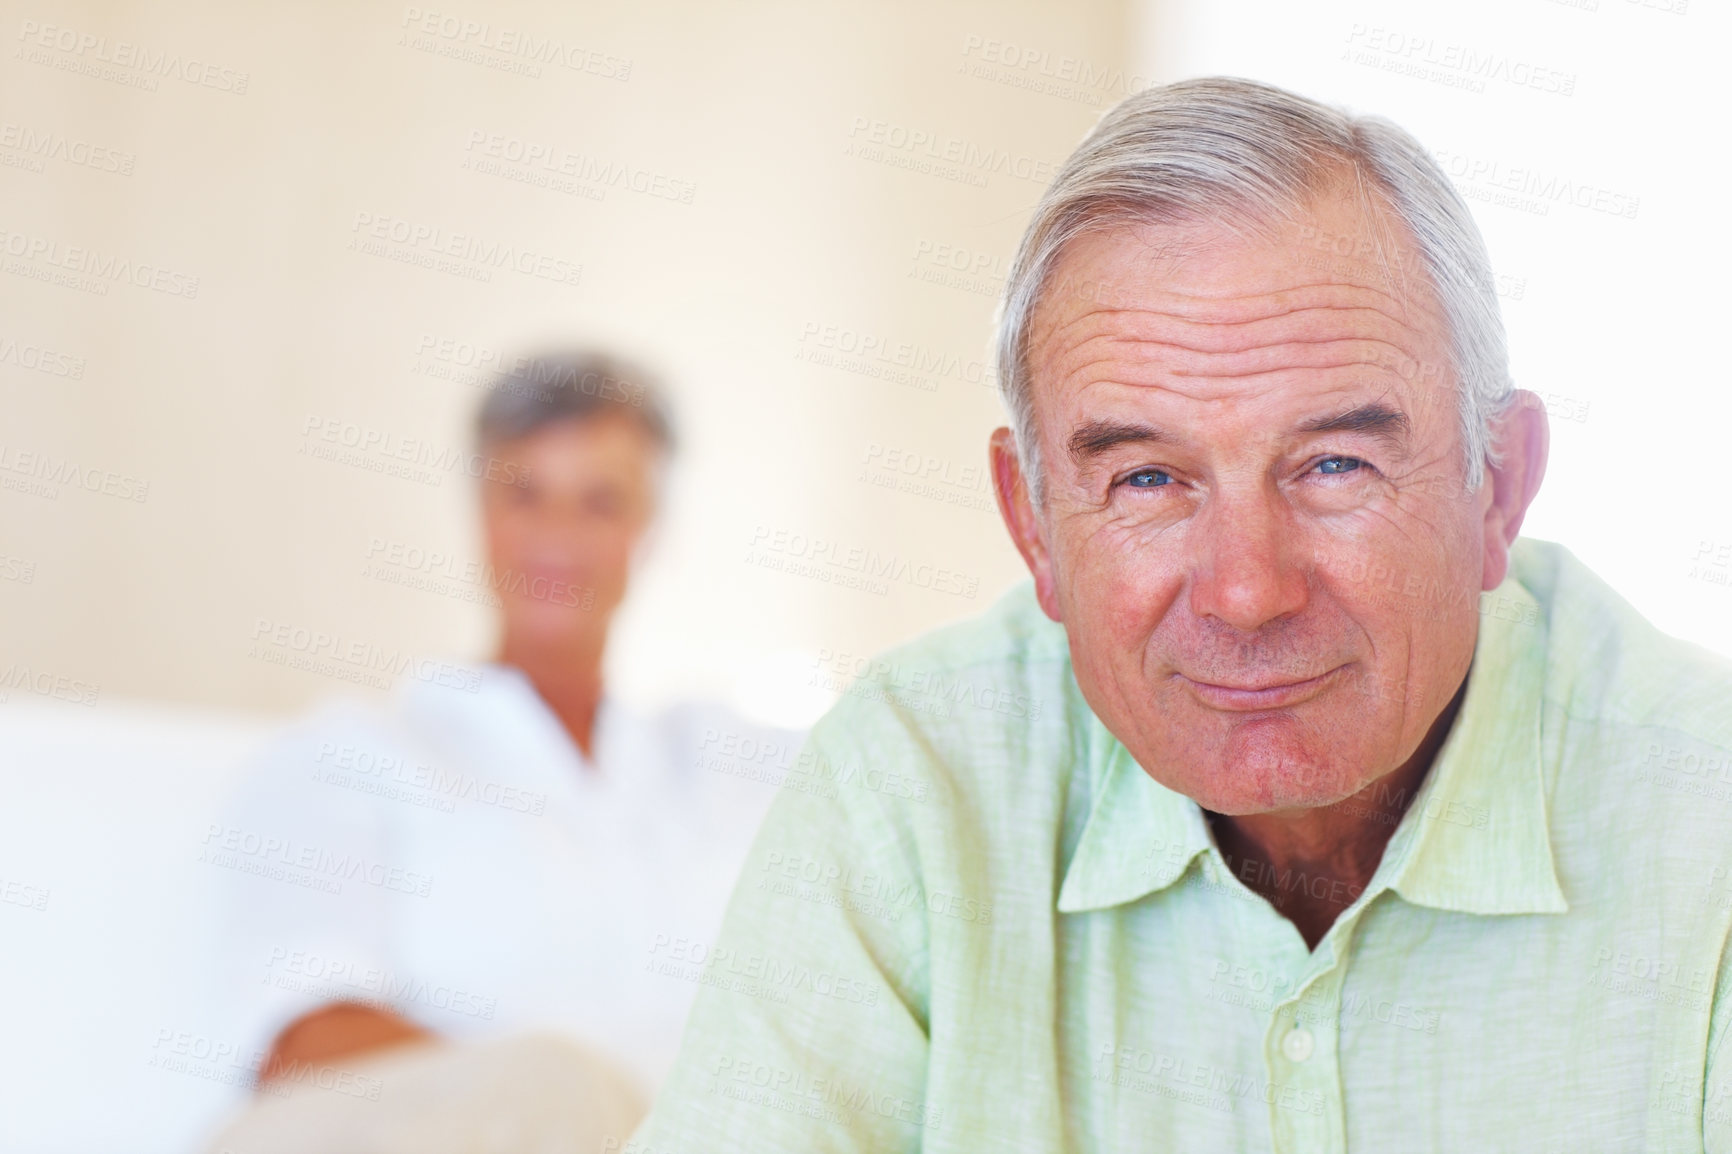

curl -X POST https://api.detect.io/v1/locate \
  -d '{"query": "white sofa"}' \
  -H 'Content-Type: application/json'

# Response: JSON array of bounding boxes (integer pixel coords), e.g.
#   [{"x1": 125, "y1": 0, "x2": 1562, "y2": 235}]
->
[{"x1": 0, "y1": 698, "x2": 279, "y2": 1154}]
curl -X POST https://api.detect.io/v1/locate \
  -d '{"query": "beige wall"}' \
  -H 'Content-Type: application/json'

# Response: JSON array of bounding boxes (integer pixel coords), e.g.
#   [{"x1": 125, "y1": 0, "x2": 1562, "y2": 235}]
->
[{"x1": 0, "y1": 0, "x2": 1131, "y2": 722}]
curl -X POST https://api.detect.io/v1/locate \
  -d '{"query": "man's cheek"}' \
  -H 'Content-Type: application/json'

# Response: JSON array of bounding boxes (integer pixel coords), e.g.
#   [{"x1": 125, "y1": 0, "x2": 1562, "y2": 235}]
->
[
  {"x1": 1068, "y1": 620, "x2": 1154, "y2": 725},
  {"x1": 1088, "y1": 559, "x2": 1177, "y2": 654}
]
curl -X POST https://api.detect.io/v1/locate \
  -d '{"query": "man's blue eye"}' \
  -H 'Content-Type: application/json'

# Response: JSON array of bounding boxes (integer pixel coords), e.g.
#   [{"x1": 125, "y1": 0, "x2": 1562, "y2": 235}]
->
[
  {"x1": 1317, "y1": 457, "x2": 1363, "y2": 475},
  {"x1": 1125, "y1": 469, "x2": 1171, "y2": 488}
]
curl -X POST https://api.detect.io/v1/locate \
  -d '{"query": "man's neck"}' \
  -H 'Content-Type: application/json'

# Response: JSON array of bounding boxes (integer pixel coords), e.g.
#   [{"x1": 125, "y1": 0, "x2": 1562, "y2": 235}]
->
[
  {"x1": 1206, "y1": 683, "x2": 1466, "y2": 950},
  {"x1": 498, "y1": 633, "x2": 606, "y2": 760}
]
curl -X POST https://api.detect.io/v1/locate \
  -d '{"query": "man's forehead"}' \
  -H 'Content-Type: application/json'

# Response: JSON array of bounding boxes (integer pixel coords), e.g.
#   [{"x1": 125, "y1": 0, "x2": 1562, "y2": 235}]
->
[
  {"x1": 1035, "y1": 342, "x2": 1452, "y2": 466},
  {"x1": 1033, "y1": 193, "x2": 1437, "y2": 333},
  {"x1": 1025, "y1": 196, "x2": 1454, "y2": 430}
]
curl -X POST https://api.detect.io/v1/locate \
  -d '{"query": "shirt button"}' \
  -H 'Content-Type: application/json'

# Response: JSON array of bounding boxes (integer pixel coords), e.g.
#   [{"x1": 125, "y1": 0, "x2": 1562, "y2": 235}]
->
[{"x1": 1281, "y1": 1027, "x2": 1315, "y2": 1063}]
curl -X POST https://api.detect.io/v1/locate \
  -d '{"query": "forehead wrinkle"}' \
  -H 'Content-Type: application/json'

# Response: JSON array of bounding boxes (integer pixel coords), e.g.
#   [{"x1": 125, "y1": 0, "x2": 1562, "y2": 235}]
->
[
  {"x1": 1046, "y1": 324, "x2": 1437, "y2": 393},
  {"x1": 1058, "y1": 367, "x2": 1430, "y2": 421},
  {"x1": 1149, "y1": 278, "x2": 1415, "y2": 321},
  {"x1": 1028, "y1": 251, "x2": 1456, "y2": 438},
  {"x1": 1036, "y1": 275, "x2": 1425, "y2": 337},
  {"x1": 1033, "y1": 293, "x2": 1440, "y2": 384},
  {"x1": 1058, "y1": 305, "x2": 1426, "y2": 359},
  {"x1": 1115, "y1": 336, "x2": 1430, "y2": 385},
  {"x1": 1029, "y1": 280, "x2": 1448, "y2": 404}
]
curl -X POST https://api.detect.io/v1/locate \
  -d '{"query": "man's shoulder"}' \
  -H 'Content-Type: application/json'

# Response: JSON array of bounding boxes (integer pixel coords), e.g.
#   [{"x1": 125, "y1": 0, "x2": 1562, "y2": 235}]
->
[
  {"x1": 1517, "y1": 538, "x2": 1732, "y2": 751},
  {"x1": 794, "y1": 580, "x2": 1090, "y2": 843}
]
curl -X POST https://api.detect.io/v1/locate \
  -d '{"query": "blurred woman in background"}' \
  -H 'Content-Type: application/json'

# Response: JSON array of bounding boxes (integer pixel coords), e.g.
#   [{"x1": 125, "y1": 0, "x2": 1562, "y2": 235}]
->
[{"x1": 208, "y1": 352, "x2": 798, "y2": 1153}]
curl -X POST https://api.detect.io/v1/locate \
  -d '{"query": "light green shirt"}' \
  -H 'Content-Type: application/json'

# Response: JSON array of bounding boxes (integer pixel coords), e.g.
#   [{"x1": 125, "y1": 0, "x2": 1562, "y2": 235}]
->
[{"x1": 631, "y1": 539, "x2": 1732, "y2": 1152}]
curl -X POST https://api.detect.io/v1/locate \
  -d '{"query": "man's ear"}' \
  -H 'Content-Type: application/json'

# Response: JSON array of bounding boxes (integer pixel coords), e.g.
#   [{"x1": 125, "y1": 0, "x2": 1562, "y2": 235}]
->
[
  {"x1": 1480, "y1": 390, "x2": 1550, "y2": 591},
  {"x1": 989, "y1": 427, "x2": 1062, "y2": 621}
]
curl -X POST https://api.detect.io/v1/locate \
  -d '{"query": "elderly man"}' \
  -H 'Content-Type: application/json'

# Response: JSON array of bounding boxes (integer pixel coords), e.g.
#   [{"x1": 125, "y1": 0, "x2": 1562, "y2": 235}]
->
[{"x1": 630, "y1": 78, "x2": 1732, "y2": 1152}]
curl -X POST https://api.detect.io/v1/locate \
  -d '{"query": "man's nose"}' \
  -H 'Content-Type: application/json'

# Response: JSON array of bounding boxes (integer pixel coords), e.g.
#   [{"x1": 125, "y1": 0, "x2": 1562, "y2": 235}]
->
[{"x1": 1186, "y1": 492, "x2": 1309, "y2": 632}]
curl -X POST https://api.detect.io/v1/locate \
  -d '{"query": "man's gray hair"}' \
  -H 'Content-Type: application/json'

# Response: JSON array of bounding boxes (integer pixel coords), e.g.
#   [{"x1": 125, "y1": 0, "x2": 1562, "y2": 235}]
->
[
  {"x1": 995, "y1": 76, "x2": 1513, "y2": 504},
  {"x1": 474, "y1": 348, "x2": 674, "y2": 454}
]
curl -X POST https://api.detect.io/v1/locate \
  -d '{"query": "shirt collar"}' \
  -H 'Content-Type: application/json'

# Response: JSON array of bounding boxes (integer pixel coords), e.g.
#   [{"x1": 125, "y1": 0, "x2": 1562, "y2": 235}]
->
[
  {"x1": 1056, "y1": 715, "x2": 1215, "y2": 913},
  {"x1": 394, "y1": 661, "x2": 607, "y2": 782},
  {"x1": 1056, "y1": 562, "x2": 1567, "y2": 919},
  {"x1": 1375, "y1": 574, "x2": 1568, "y2": 916}
]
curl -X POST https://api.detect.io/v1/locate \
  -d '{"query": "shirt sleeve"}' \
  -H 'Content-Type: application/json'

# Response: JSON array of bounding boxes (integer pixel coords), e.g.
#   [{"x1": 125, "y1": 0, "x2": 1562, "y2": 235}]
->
[
  {"x1": 628, "y1": 703, "x2": 940, "y2": 1153},
  {"x1": 213, "y1": 703, "x2": 407, "y2": 1056}
]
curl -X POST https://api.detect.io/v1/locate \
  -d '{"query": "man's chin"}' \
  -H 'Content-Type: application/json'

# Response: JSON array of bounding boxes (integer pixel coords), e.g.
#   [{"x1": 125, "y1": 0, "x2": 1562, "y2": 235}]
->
[
  {"x1": 1190, "y1": 780, "x2": 1356, "y2": 818},
  {"x1": 1167, "y1": 731, "x2": 1363, "y2": 816}
]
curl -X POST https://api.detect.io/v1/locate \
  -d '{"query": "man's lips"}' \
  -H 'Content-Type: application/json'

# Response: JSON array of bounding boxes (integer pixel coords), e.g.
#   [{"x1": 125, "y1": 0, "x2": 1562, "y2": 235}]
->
[{"x1": 1177, "y1": 665, "x2": 1346, "y2": 712}]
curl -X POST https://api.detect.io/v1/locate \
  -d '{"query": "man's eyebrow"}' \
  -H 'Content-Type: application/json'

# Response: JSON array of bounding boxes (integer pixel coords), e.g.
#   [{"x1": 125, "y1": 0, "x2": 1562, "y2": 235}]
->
[
  {"x1": 1296, "y1": 402, "x2": 1411, "y2": 446},
  {"x1": 1066, "y1": 419, "x2": 1176, "y2": 464}
]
